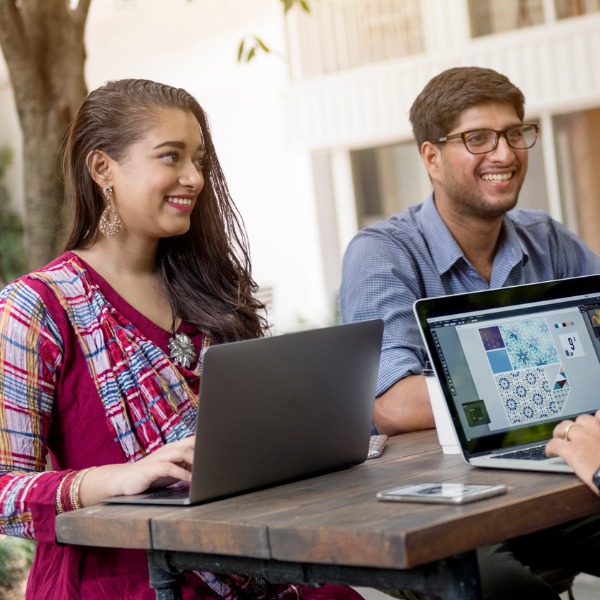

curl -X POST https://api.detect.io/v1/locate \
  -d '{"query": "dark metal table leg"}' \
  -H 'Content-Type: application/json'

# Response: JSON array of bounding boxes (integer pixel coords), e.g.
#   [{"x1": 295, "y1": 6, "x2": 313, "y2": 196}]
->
[
  {"x1": 344, "y1": 551, "x2": 481, "y2": 600},
  {"x1": 148, "y1": 550, "x2": 183, "y2": 600},
  {"x1": 422, "y1": 551, "x2": 481, "y2": 600},
  {"x1": 154, "y1": 549, "x2": 481, "y2": 600}
]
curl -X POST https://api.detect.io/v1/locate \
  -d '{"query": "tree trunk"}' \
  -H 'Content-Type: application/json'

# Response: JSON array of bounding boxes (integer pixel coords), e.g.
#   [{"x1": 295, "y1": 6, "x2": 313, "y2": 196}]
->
[{"x1": 0, "y1": 0, "x2": 91, "y2": 269}]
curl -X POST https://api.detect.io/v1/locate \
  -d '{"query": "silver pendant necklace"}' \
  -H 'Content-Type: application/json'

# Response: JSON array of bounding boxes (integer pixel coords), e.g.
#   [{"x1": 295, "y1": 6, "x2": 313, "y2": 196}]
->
[{"x1": 168, "y1": 332, "x2": 197, "y2": 368}]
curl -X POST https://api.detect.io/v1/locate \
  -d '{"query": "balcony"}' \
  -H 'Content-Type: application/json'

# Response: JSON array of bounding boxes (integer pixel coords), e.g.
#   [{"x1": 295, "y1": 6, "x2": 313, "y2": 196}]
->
[{"x1": 285, "y1": 0, "x2": 424, "y2": 80}]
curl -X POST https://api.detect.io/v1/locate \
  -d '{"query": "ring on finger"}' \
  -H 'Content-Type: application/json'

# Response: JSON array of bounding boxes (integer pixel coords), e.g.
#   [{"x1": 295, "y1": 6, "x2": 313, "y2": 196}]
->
[{"x1": 564, "y1": 423, "x2": 576, "y2": 441}]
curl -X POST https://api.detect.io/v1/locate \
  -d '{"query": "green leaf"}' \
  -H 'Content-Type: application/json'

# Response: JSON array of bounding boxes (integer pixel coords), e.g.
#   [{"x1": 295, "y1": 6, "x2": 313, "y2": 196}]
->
[
  {"x1": 247, "y1": 46, "x2": 257, "y2": 61},
  {"x1": 254, "y1": 36, "x2": 271, "y2": 53},
  {"x1": 282, "y1": 0, "x2": 294, "y2": 14},
  {"x1": 237, "y1": 39, "x2": 246, "y2": 63},
  {"x1": 299, "y1": 0, "x2": 311, "y2": 13}
]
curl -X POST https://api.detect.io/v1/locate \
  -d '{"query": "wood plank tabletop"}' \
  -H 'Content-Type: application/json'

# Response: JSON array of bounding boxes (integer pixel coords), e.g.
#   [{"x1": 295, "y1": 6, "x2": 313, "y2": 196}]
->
[
  {"x1": 56, "y1": 430, "x2": 600, "y2": 570},
  {"x1": 54, "y1": 429, "x2": 438, "y2": 550}
]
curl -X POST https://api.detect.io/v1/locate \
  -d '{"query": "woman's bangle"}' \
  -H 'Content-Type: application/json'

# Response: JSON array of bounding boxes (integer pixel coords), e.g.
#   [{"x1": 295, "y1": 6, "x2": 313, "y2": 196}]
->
[
  {"x1": 56, "y1": 471, "x2": 76, "y2": 514},
  {"x1": 70, "y1": 467, "x2": 97, "y2": 511},
  {"x1": 55, "y1": 467, "x2": 97, "y2": 514},
  {"x1": 55, "y1": 472, "x2": 69, "y2": 514}
]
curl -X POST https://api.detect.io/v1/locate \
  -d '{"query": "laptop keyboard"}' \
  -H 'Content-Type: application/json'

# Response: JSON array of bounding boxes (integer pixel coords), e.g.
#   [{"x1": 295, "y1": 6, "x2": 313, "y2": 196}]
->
[
  {"x1": 142, "y1": 485, "x2": 190, "y2": 500},
  {"x1": 490, "y1": 444, "x2": 548, "y2": 461}
]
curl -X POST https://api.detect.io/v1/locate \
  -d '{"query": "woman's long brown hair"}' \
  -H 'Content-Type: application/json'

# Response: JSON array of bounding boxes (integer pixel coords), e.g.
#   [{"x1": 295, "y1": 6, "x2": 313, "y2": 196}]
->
[{"x1": 61, "y1": 79, "x2": 267, "y2": 343}]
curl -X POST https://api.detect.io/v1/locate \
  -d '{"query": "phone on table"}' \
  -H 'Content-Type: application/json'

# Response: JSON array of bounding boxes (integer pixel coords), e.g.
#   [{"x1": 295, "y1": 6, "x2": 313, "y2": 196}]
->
[
  {"x1": 376, "y1": 482, "x2": 507, "y2": 504},
  {"x1": 367, "y1": 434, "x2": 388, "y2": 459}
]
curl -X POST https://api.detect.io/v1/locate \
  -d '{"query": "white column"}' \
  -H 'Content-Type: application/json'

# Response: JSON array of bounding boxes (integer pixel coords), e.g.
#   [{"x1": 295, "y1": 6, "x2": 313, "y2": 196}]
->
[
  {"x1": 330, "y1": 147, "x2": 359, "y2": 258},
  {"x1": 539, "y1": 112, "x2": 564, "y2": 224},
  {"x1": 421, "y1": 0, "x2": 472, "y2": 55},
  {"x1": 542, "y1": 0, "x2": 557, "y2": 22}
]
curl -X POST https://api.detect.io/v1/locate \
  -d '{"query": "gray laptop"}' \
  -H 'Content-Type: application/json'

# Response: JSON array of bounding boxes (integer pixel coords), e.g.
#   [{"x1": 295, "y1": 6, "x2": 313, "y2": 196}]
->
[
  {"x1": 103, "y1": 319, "x2": 383, "y2": 505},
  {"x1": 414, "y1": 276, "x2": 600, "y2": 473}
]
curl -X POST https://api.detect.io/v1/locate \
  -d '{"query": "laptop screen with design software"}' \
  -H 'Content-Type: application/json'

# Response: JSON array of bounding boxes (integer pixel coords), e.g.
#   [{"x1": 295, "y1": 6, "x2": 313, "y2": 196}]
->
[{"x1": 414, "y1": 275, "x2": 600, "y2": 472}]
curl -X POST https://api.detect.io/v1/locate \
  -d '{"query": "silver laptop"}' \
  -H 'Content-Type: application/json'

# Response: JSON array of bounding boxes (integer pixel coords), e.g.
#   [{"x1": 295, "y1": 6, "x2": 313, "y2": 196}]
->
[
  {"x1": 413, "y1": 276, "x2": 600, "y2": 473},
  {"x1": 103, "y1": 319, "x2": 383, "y2": 505}
]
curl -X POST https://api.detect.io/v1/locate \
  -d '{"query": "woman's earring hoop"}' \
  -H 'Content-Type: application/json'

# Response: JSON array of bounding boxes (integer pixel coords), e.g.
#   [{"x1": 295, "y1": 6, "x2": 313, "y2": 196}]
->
[{"x1": 99, "y1": 185, "x2": 122, "y2": 239}]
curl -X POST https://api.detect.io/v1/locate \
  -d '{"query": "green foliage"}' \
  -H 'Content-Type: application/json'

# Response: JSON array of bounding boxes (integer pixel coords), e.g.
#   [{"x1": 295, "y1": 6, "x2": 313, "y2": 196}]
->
[
  {"x1": 238, "y1": 35, "x2": 271, "y2": 63},
  {"x1": 282, "y1": 0, "x2": 311, "y2": 14},
  {"x1": 0, "y1": 536, "x2": 34, "y2": 594},
  {"x1": 237, "y1": 0, "x2": 311, "y2": 63},
  {"x1": 0, "y1": 147, "x2": 28, "y2": 285}
]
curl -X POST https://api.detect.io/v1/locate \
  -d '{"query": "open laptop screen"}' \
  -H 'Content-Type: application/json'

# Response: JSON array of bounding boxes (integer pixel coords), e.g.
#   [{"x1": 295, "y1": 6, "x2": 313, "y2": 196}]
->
[{"x1": 414, "y1": 276, "x2": 600, "y2": 456}]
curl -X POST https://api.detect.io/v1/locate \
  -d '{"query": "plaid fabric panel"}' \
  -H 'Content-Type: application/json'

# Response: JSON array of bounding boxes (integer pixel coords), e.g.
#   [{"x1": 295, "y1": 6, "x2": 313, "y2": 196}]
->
[
  {"x1": 32, "y1": 258, "x2": 201, "y2": 462},
  {"x1": 0, "y1": 280, "x2": 63, "y2": 538}
]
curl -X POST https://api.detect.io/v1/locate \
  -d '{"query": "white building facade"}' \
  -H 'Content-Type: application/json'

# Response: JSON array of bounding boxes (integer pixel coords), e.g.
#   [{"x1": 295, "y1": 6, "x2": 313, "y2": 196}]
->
[
  {"x1": 283, "y1": 0, "x2": 600, "y2": 320},
  {"x1": 1, "y1": 0, "x2": 600, "y2": 331}
]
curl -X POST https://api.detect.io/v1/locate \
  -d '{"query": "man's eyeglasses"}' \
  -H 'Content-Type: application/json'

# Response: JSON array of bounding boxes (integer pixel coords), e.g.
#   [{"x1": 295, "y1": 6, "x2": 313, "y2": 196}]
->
[{"x1": 435, "y1": 124, "x2": 539, "y2": 155}]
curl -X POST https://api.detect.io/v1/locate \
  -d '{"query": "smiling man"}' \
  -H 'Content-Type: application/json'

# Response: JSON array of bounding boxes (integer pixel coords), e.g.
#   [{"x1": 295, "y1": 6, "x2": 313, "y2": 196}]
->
[
  {"x1": 341, "y1": 66, "x2": 600, "y2": 437},
  {"x1": 340, "y1": 66, "x2": 600, "y2": 600}
]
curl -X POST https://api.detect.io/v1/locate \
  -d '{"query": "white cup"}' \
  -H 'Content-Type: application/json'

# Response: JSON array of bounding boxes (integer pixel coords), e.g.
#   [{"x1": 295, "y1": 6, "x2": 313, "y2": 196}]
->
[{"x1": 424, "y1": 365, "x2": 461, "y2": 454}]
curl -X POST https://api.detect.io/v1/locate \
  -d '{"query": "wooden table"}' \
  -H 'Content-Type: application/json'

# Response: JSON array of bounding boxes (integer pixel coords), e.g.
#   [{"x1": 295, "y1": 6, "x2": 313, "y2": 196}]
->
[{"x1": 56, "y1": 431, "x2": 600, "y2": 599}]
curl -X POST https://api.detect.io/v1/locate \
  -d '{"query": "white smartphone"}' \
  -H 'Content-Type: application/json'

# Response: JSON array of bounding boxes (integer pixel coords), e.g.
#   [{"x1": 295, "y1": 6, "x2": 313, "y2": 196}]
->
[{"x1": 376, "y1": 482, "x2": 507, "y2": 504}]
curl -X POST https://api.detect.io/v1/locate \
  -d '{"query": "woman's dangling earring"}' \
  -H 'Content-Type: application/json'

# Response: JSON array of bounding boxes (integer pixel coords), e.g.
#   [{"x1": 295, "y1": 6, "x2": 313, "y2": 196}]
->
[{"x1": 99, "y1": 185, "x2": 122, "y2": 239}]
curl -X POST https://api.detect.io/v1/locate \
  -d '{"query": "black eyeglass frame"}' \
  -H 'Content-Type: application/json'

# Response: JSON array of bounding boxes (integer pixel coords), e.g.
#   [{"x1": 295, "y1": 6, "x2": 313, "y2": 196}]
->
[{"x1": 435, "y1": 124, "x2": 540, "y2": 155}]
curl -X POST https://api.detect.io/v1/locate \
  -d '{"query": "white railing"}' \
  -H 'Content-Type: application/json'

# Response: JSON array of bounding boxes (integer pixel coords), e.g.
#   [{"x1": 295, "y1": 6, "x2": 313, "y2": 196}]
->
[
  {"x1": 283, "y1": 11, "x2": 600, "y2": 149},
  {"x1": 286, "y1": 0, "x2": 424, "y2": 80},
  {"x1": 469, "y1": 0, "x2": 600, "y2": 37},
  {"x1": 286, "y1": 0, "x2": 600, "y2": 81},
  {"x1": 555, "y1": 0, "x2": 600, "y2": 19},
  {"x1": 469, "y1": 0, "x2": 545, "y2": 37}
]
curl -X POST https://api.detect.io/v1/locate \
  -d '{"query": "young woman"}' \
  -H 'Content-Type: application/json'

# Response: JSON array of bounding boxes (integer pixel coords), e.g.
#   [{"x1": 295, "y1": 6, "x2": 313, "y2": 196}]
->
[{"x1": 0, "y1": 79, "x2": 362, "y2": 600}]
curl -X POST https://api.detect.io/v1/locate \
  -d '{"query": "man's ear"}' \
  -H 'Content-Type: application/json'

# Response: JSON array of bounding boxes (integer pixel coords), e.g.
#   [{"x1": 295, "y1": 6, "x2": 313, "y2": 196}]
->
[
  {"x1": 86, "y1": 149, "x2": 113, "y2": 187},
  {"x1": 420, "y1": 141, "x2": 441, "y2": 181}
]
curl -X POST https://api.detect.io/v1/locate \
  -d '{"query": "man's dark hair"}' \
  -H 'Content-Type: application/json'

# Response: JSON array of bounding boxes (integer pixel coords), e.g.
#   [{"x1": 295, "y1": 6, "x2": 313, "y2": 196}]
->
[{"x1": 409, "y1": 66, "x2": 526, "y2": 148}]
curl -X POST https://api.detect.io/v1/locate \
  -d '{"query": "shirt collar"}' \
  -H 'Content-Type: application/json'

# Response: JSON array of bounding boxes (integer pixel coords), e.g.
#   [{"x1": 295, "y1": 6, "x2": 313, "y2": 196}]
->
[
  {"x1": 418, "y1": 195, "x2": 530, "y2": 279},
  {"x1": 418, "y1": 194, "x2": 465, "y2": 276},
  {"x1": 490, "y1": 211, "x2": 530, "y2": 286}
]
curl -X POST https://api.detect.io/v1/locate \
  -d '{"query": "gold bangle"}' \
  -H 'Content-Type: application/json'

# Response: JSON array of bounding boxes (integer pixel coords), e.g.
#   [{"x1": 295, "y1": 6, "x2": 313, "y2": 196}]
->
[
  {"x1": 55, "y1": 473, "x2": 68, "y2": 514},
  {"x1": 70, "y1": 467, "x2": 97, "y2": 511}
]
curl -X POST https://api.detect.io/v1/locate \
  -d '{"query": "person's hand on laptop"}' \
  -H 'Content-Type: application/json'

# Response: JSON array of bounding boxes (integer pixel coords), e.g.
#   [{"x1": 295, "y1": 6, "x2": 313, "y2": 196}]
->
[
  {"x1": 78, "y1": 436, "x2": 196, "y2": 507},
  {"x1": 546, "y1": 414, "x2": 600, "y2": 495}
]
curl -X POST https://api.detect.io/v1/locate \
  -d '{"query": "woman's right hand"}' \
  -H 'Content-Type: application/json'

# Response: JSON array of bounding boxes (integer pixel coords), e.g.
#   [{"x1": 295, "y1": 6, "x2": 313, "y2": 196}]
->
[
  {"x1": 78, "y1": 435, "x2": 196, "y2": 507},
  {"x1": 545, "y1": 414, "x2": 600, "y2": 496}
]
